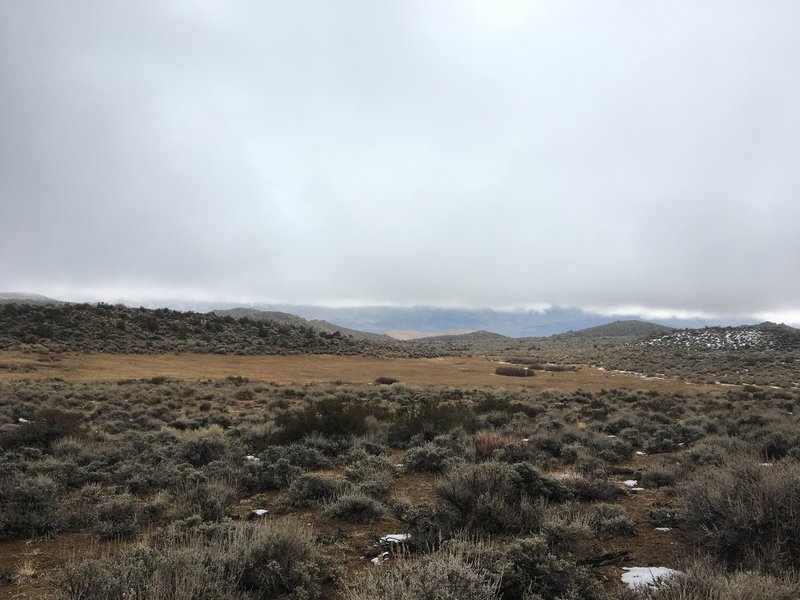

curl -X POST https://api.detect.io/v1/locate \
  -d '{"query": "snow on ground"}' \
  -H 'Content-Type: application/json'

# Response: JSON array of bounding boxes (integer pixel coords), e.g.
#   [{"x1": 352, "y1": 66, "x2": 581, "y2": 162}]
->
[
  {"x1": 640, "y1": 328, "x2": 775, "y2": 351},
  {"x1": 380, "y1": 533, "x2": 411, "y2": 544},
  {"x1": 621, "y1": 567, "x2": 679, "y2": 589}
]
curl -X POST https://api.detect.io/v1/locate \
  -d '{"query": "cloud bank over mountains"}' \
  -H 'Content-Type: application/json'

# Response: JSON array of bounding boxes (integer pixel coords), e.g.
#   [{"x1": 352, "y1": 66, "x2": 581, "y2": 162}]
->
[{"x1": 1, "y1": 1, "x2": 798, "y2": 322}]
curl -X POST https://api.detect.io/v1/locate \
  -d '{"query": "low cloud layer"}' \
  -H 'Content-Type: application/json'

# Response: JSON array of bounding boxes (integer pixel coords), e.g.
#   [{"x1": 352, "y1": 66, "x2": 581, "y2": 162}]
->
[{"x1": 1, "y1": 1, "x2": 798, "y2": 321}]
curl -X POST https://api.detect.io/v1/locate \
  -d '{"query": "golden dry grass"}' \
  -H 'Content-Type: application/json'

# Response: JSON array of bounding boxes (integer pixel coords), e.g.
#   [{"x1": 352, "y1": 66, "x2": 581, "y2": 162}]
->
[{"x1": 0, "y1": 351, "x2": 731, "y2": 392}]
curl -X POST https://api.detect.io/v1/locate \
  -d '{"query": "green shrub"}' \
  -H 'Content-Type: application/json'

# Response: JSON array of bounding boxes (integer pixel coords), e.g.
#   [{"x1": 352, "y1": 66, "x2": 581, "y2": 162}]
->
[
  {"x1": 55, "y1": 519, "x2": 334, "y2": 600},
  {"x1": 0, "y1": 473, "x2": 61, "y2": 538},
  {"x1": 435, "y1": 462, "x2": 556, "y2": 534},
  {"x1": 391, "y1": 398, "x2": 474, "y2": 444},
  {"x1": 276, "y1": 474, "x2": 346, "y2": 509},
  {"x1": 403, "y1": 442, "x2": 455, "y2": 473},
  {"x1": 171, "y1": 479, "x2": 236, "y2": 522},
  {"x1": 323, "y1": 493, "x2": 386, "y2": 523},
  {"x1": 540, "y1": 505, "x2": 593, "y2": 553},
  {"x1": 495, "y1": 535, "x2": 604, "y2": 600},
  {"x1": 345, "y1": 544, "x2": 500, "y2": 600},
  {"x1": 681, "y1": 458, "x2": 800, "y2": 570},
  {"x1": 272, "y1": 398, "x2": 381, "y2": 444},
  {"x1": 640, "y1": 464, "x2": 680, "y2": 488},
  {"x1": 0, "y1": 408, "x2": 83, "y2": 450},
  {"x1": 178, "y1": 436, "x2": 228, "y2": 467},
  {"x1": 93, "y1": 493, "x2": 136, "y2": 539},
  {"x1": 242, "y1": 458, "x2": 301, "y2": 492},
  {"x1": 588, "y1": 503, "x2": 635, "y2": 536},
  {"x1": 648, "y1": 505, "x2": 682, "y2": 528},
  {"x1": 220, "y1": 520, "x2": 336, "y2": 598}
]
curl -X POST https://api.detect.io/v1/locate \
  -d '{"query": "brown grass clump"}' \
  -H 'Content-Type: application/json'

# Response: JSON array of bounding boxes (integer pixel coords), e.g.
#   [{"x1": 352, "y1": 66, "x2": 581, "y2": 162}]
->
[{"x1": 474, "y1": 431, "x2": 521, "y2": 459}]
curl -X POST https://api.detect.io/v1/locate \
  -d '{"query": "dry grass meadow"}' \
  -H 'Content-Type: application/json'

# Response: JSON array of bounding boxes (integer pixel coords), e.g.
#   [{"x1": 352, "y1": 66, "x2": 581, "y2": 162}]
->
[{"x1": 0, "y1": 351, "x2": 729, "y2": 393}]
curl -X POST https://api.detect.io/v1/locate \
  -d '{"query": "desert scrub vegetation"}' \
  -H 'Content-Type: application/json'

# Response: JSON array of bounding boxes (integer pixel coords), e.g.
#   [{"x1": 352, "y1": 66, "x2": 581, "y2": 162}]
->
[
  {"x1": 680, "y1": 456, "x2": 800, "y2": 571},
  {"x1": 618, "y1": 559, "x2": 800, "y2": 600},
  {"x1": 346, "y1": 535, "x2": 604, "y2": 600},
  {"x1": 55, "y1": 519, "x2": 336, "y2": 600},
  {"x1": 0, "y1": 302, "x2": 389, "y2": 355},
  {"x1": 1, "y1": 377, "x2": 800, "y2": 597}
]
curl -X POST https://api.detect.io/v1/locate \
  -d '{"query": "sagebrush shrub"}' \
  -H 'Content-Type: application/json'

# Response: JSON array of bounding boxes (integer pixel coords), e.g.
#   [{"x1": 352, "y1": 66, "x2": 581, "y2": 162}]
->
[
  {"x1": 344, "y1": 544, "x2": 500, "y2": 600},
  {"x1": 93, "y1": 493, "x2": 136, "y2": 539},
  {"x1": 276, "y1": 474, "x2": 346, "y2": 509},
  {"x1": 403, "y1": 442, "x2": 455, "y2": 473},
  {"x1": 323, "y1": 493, "x2": 386, "y2": 523},
  {"x1": 681, "y1": 458, "x2": 800, "y2": 570},
  {"x1": 619, "y1": 559, "x2": 800, "y2": 600},
  {"x1": 0, "y1": 473, "x2": 61, "y2": 538}
]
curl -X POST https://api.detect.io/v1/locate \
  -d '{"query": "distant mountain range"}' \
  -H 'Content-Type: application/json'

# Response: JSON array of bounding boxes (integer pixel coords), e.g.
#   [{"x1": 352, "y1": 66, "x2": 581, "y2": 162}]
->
[
  {"x1": 211, "y1": 308, "x2": 394, "y2": 343},
  {"x1": 164, "y1": 302, "x2": 762, "y2": 338},
  {"x1": 0, "y1": 292, "x2": 773, "y2": 339},
  {"x1": 0, "y1": 292, "x2": 63, "y2": 305}
]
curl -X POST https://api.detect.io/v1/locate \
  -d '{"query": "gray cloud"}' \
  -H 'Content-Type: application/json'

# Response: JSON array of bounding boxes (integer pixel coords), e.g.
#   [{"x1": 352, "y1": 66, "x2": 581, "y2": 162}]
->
[{"x1": 1, "y1": 1, "x2": 798, "y2": 320}]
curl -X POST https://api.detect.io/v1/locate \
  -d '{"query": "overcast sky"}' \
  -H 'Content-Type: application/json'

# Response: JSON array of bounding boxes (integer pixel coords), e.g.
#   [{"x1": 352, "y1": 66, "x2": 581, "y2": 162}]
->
[{"x1": 1, "y1": 1, "x2": 798, "y2": 323}]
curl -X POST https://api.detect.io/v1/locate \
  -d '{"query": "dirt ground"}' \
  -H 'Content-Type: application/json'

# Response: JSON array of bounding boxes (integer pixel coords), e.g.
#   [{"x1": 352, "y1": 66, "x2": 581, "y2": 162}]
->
[{"x1": 0, "y1": 352, "x2": 730, "y2": 393}]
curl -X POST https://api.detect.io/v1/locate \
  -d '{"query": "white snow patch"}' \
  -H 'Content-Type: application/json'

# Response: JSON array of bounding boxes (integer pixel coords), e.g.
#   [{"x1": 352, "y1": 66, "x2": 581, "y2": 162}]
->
[
  {"x1": 394, "y1": 463, "x2": 405, "y2": 468},
  {"x1": 252, "y1": 509, "x2": 268, "y2": 517},
  {"x1": 622, "y1": 567, "x2": 678, "y2": 589},
  {"x1": 623, "y1": 480, "x2": 638, "y2": 487},
  {"x1": 244, "y1": 455, "x2": 259, "y2": 461},
  {"x1": 380, "y1": 533, "x2": 410, "y2": 544},
  {"x1": 655, "y1": 527, "x2": 671, "y2": 532},
  {"x1": 371, "y1": 552, "x2": 389, "y2": 565},
  {"x1": 760, "y1": 463, "x2": 773, "y2": 467},
  {"x1": 635, "y1": 451, "x2": 647, "y2": 456},
  {"x1": 522, "y1": 438, "x2": 530, "y2": 443},
  {"x1": 18, "y1": 417, "x2": 30, "y2": 423}
]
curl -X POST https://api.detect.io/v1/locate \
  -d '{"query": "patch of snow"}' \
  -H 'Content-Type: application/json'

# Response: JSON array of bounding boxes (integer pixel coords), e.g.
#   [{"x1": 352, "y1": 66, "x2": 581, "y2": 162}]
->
[
  {"x1": 244, "y1": 455, "x2": 258, "y2": 461},
  {"x1": 394, "y1": 463, "x2": 405, "y2": 468},
  {"x1": 371, "y1": 552, "x2": 389, "y2": 565},
  {"x1": 252, "y1": 509, "x2": 268, "y2": 517},
  {"x1": 623, "y1": 480, "x2": 638, "y2": 487},
  {"x1": 380, "y1": 533, "x2": 410, "y2": 544},
  {"x1": 655, "y1": 527, "x2": 671, "y2": 532},
  {"x1": 522, "y1": 438, "x2": 530, "y2": 443},
  {"x1": 18, "y1": 417, "x2": 30, "y2": 423},
  {"x1": 635, "y1": 451, "x2": 647, "y2": 456},
  {"x1": 760, "y1": 463, "x2": 773, "y2": 467},
  {"x1": 621, "y1": 567, "x2": 679, "y2": 589},
  {"x1": 607, "y1": 435, "x2": 617, "y2": 438},
  {"x1": 630, "y1": 487, "x2": 645, "y2": 491}
]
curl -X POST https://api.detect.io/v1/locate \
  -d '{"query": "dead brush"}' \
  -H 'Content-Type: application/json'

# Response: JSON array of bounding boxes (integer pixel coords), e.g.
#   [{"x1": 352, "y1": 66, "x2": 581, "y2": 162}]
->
[{"x1": 474, "y1": 431, "x2": 521, "y2": 459}]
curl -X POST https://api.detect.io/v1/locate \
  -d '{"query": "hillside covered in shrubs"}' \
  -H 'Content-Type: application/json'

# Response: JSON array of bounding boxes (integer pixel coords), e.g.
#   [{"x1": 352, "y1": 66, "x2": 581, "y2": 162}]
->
[
  {"x1": 2, "y1": 377, "x2": 800, "y2": 598},
  {"x1": 2, "y1": 303, "x2": 799, "y2": 388},
  {"x1": 0, "y1": 303, "x2": 394, "y2": 355}
]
